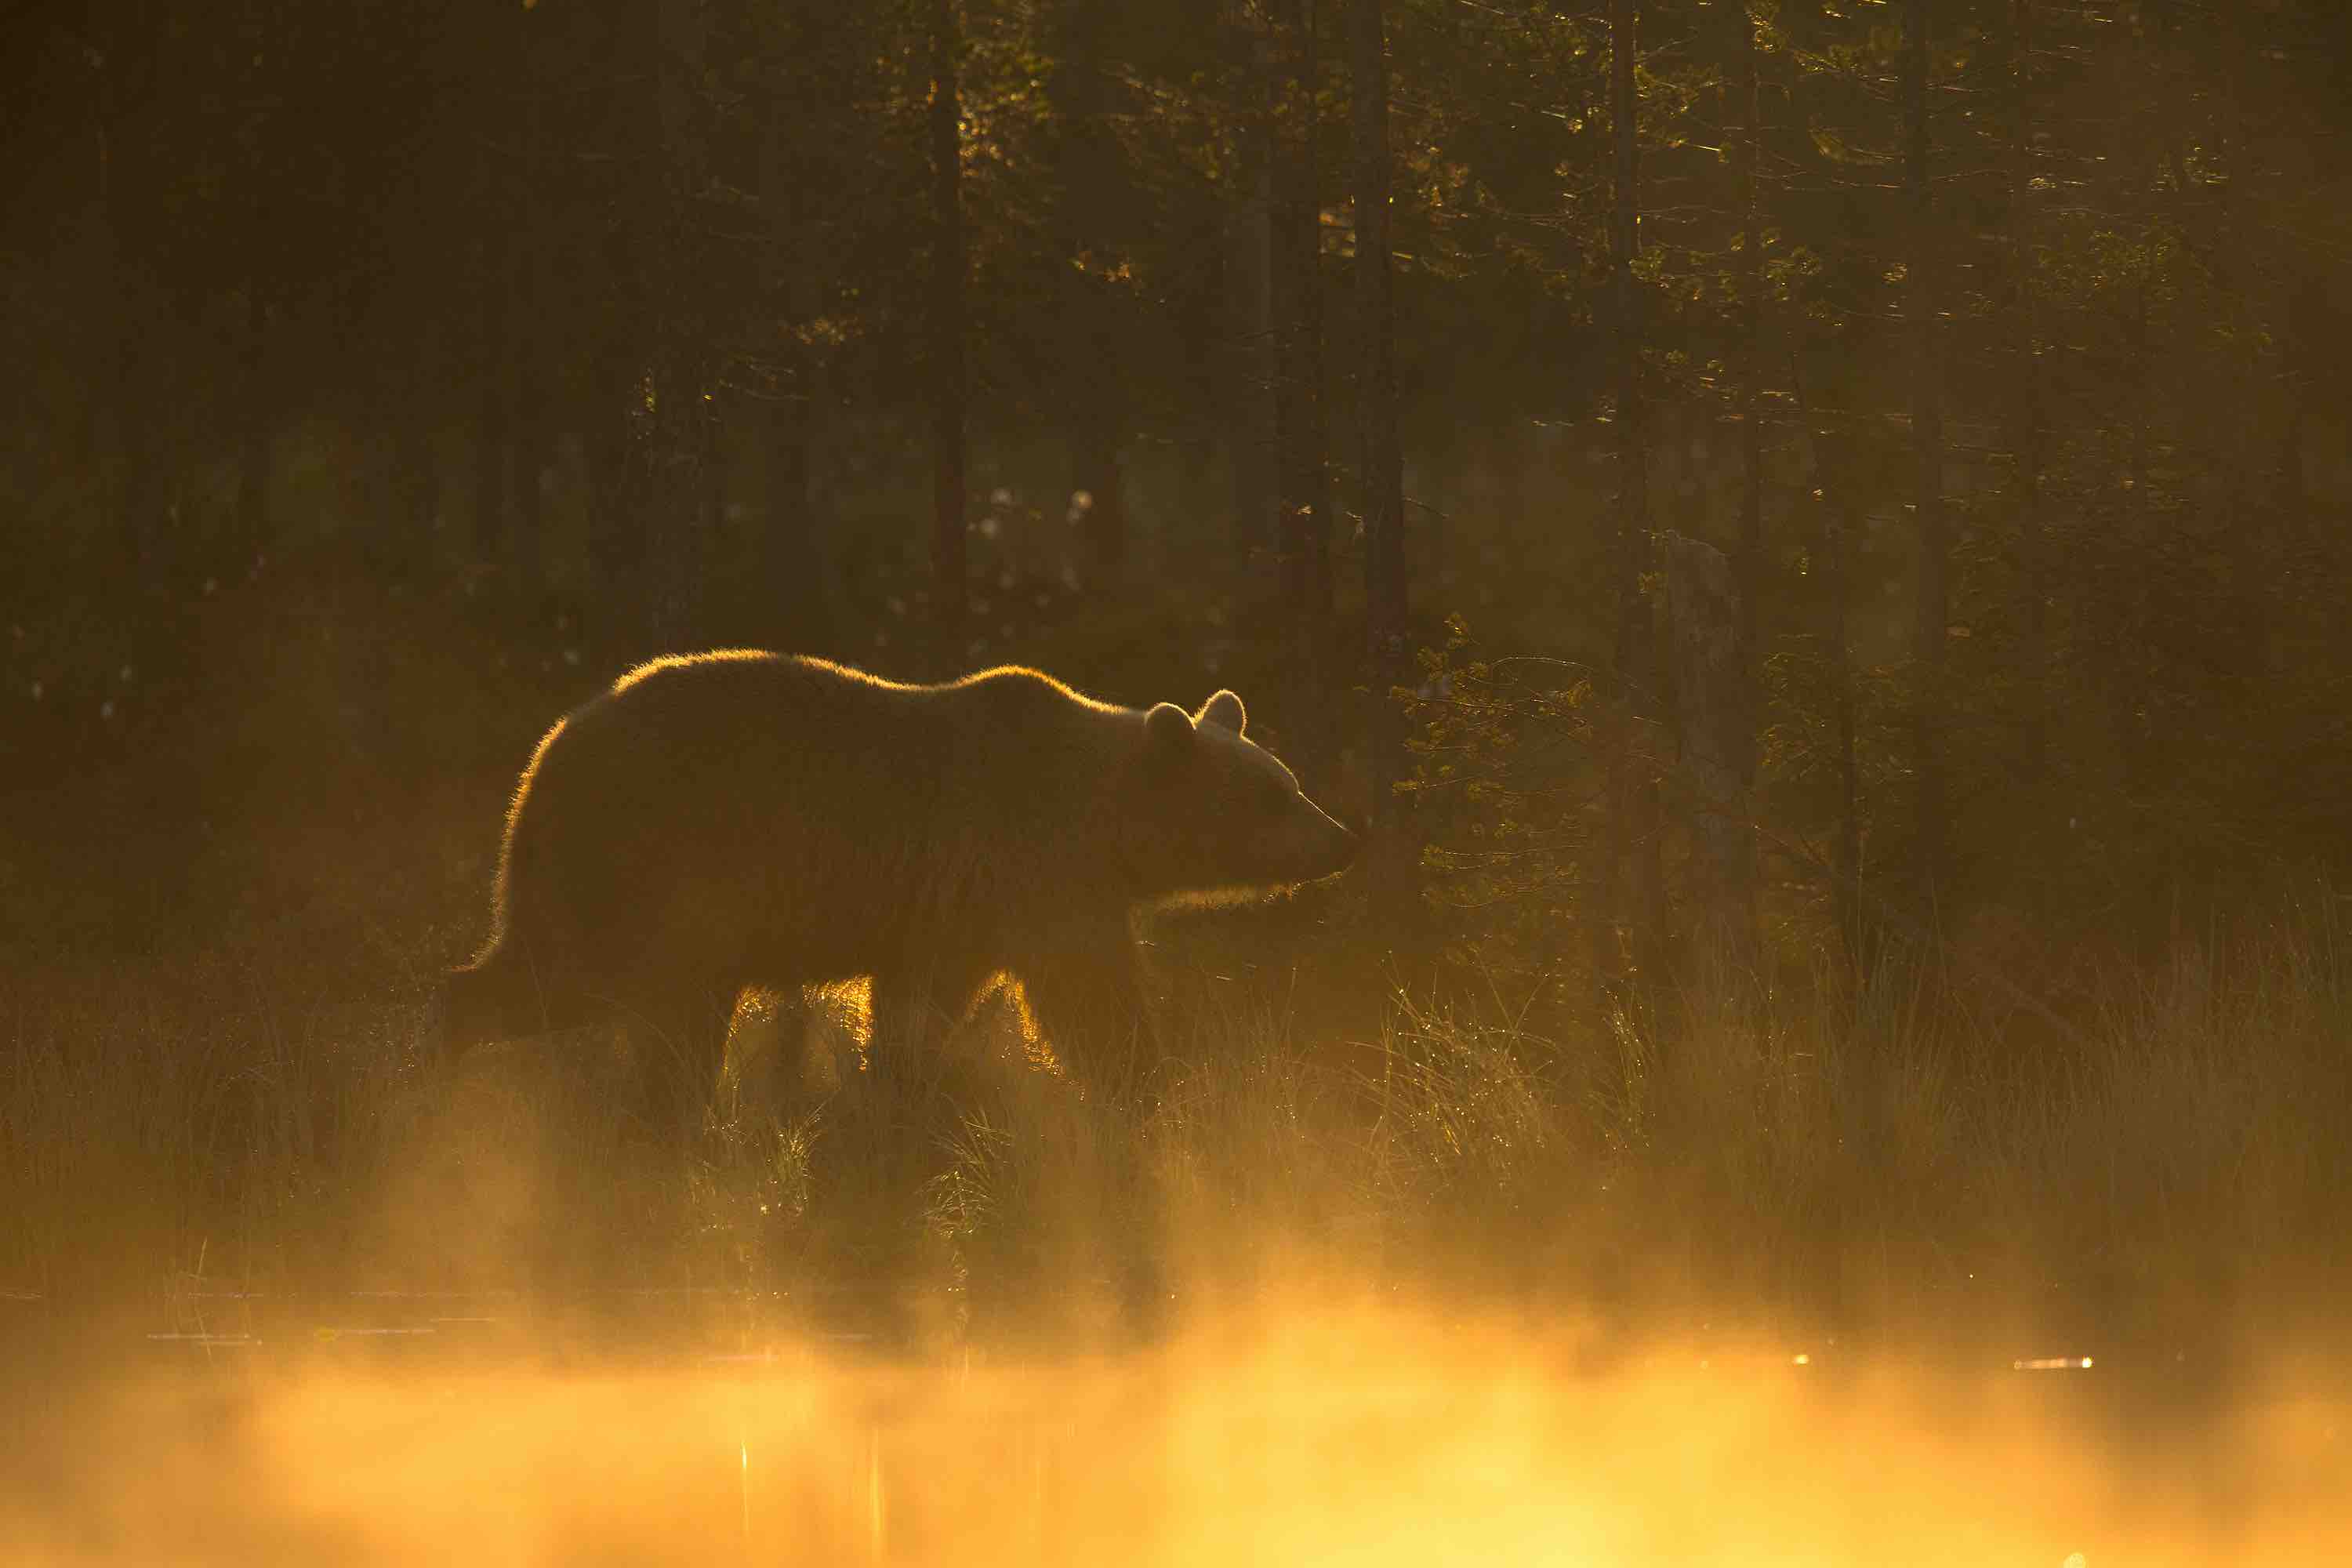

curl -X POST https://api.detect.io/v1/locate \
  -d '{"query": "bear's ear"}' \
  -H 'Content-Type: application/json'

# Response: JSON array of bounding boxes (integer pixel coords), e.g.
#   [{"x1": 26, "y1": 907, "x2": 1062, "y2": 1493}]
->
[
  {"x1": 1145, "y1": 702, "x2": 1196, "y2": 757},
  {"x1": 1196, "y1": 689, "x2": 1247, "y2": 735}
]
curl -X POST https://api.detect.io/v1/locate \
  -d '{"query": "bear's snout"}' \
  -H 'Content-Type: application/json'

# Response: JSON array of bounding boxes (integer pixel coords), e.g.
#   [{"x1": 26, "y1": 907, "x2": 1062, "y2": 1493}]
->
[{"x1": 1297, "y1": 803, "x2": 1361, "y2": 881}]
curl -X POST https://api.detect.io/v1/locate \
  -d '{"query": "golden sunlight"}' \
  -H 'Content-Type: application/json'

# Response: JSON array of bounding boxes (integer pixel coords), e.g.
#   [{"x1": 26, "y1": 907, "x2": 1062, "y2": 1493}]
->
[{"x1": 4, "y1": 1297, "x2": 2343, "y2": 1567}]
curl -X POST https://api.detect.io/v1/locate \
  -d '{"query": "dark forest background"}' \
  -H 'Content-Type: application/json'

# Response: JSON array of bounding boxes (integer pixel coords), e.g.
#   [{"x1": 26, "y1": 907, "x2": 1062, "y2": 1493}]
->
[
  {"x1": 8, "y1": 0, "x2": 2351, "y2": 997},
  {"x1": 5, "y1": 2, "x2": 2352, "y2": 1324}
]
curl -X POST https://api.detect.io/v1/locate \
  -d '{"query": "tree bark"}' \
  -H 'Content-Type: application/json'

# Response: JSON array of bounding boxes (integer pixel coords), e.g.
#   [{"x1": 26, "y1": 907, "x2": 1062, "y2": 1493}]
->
[
  {"x1": 1791, "y1": 359, "x2": 1864, "y2": 981},
  {"x1": 929, "y1": 0, "x2": 970, "y2": 673},
  {"x1": 1056, "y1": 0, "x2": 1127, "y2": 576},
  {"x1": 235, "y1": 278, "x2": 270, "y2": 564},
  {"x1": 1227, "y1": 14, "x2": 1277, "y2": 576},
  {"x1": 1728, "y1": 0, "x2": 1764, "y2": 954},
  {"x1": 1352, "y1": 0, "x2": 1411, "y2": 920},
  {"x1": 762, "y1": 23, "x2": 833, "y2": 655},
  {"x1": 586, "y1": 0, "x2": 655, "y2": 659},
  {"x1": 1905, "y1": 0, "x2": 1950, "y2": 909},
  {"x1": 2008, "y1": 0, "x2": 2048, "y2": 813},
  {"x1": 640, "y1": 0, "x2": 714, "y2": 655},
  {"x1": 1666, "y1": 533, "x2": 1754, "y2": 972},
  {"x1": 510, "y1": 0, "x2": 547, "y2": 619},
  {"x1": 472, "y1": 218, "x2": 510, "y2": 571},
  {"x1": 1273, "y1": 0, "x2": 1332, "y2": 775},
  {"x1": 99, "y1": 0, "x2": 162, "y2": 586},
  {"x1": 1600, "y1": 0, "x2": 1664, "y2": 993}
]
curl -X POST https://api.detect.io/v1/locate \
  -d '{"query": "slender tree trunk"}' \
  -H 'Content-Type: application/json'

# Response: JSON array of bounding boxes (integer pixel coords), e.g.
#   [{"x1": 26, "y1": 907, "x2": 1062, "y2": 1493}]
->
[
  {"x1": 1791, "y1": 359, "x2": 1863, "y2": 981},
  {"x1": 929, "y1": 0, "x2": 970, "y2": 672},
  {"x1": 2118, "y1": 280, "x2": 2153, "y2": 801},
  {"x1": 1228, "y1": 15, "x2": 1277, "y2": 575},
  {"x1": 1600, "y1": 0, "x2": 1664, "y2": 993},
  {"x1": 235, "y1": 278, "x2": 270, "y2": 564},
  {"x1": 1057, "y1": 0, "x2": 1127, "y2": 577},
  {"x1": 473, "y1": 223, "x2": 510, "y2": 570},
  {"x1": 99, "y1": 0, "x2": 161, "y2": 586},
  {"x1": 1273, "y1": 0, "x2": 1332, "y2": 775},
  {"x1": 1905, "y1": 0, "x2": 1950, "y2": 909},
  {"x1": 586, "y1": 0, "x2": 653, "y2": 658},
  {"x1": 1829, "y1": 499, "x2": 1861, "y2": 976},
  {"x1": 1300, "y1": 1, "x2": 1333, "y2": 742},
  {"x1": 1178, "y1": 200, "x2": 1223, "y2": 568},
  {"x1": 640, "y1": 0, "x2": 714, "y2": 654},
  {"x1": 763, "y1": 34, "x2": 832, "y2": 654},
  {"x1": 1352, "y1": 0, "x2": 1411, "y2": 920},
  {"x1": 510, "y1": 0, "x2": 547, "y2": 620},
  {"x1": 2009, "y1": 0, "x2": 2048, "y2": 818},
  {"x1": 1725, "y1": 0, "x2": 1764, "y2": 961},
  {"x1": 1733, "y1": 6, "x2": 1761, "y2": 731}
]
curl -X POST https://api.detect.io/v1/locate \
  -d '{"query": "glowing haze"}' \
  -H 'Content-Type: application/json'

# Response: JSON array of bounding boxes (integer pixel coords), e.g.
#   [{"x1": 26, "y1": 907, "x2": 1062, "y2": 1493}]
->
[{"x1": 5, "y1": 1294, "x2": 2344, "y2": 1566}]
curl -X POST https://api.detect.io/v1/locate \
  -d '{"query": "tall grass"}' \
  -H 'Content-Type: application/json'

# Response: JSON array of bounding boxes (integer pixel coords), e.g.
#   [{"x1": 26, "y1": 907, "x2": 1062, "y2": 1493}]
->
[{"x1": 5, "y1": 898, "x2": 2347, "y2": 1350}]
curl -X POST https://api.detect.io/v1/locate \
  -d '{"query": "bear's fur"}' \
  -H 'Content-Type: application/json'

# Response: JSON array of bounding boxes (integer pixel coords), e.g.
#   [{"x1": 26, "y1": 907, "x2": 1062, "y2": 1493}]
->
[{"x1": 440, "y1": 652, "x2": 1357, "y2": 1131}]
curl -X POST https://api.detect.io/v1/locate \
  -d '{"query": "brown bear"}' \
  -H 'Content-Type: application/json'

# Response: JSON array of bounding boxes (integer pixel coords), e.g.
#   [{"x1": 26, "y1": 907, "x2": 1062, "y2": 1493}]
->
[{"x1": 439, "y1": 652, "x2": 1357, "y2": 1134}]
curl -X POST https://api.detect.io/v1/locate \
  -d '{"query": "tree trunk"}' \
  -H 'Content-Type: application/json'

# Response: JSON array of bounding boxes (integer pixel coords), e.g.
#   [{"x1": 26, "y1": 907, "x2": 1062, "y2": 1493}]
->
[
  {"x1": 763, "y1": 32, "x2": 833, "y2": 655},
  {"x1": 1226, "y1": 15, "x2": 1277, "y2": 575},
  {"x1": 1600, "y1": 0, "x2": 1664, "y2": 995},
  {"x1": 99, "y1": 0, "x2": 162, "y2": 587},
  {"x1": 1829, "y1": 497, "x2": 1862, "y2": 978},
  {"x1": 1905, "y1": 0, "x2": 1950, "y2": 909},
  {"x1": 1056, "y1": 0, "x2": 1127, "y2": 577},
  {"x1": 510, "y1": 0, "x2": 547, "y2": 621},
  {"x1": 1177, "y1": 200, "x2": 1224, "y2": 569},
  {"x1": 1666, "y1": 533, "x2": 1754, "y2": 974},
  {"x1": 928, "y1": 0, "x2": 970, "y2": 673},
  {"x1": 640, "y1": 0, "x2": 714, "y2": 655},
  {"x1": 586, "y1": 0, "x2": 652, "y2": 659},
  {"x1": 1273, "y1": 0, "x2": 1332, "y2": 775},
  {"x1": 2008, "y1": 0, "x2": 2048, "y2": 822},
  {"x1": 1728, "y1": 0, "x2": 1764, "y2": 955},
  {"x1": 1791, "y1": 359, "x2": 1864, "y2": 981},
  {"x1": 1352, "y1": 0, "x2": 1412, "y2": 921},
  {"x1": 235, "y1": 278, "x2": 270, "y2": 564},
  {"x1": 472, "y1": 222, "x2": 510, "y2": 571}
]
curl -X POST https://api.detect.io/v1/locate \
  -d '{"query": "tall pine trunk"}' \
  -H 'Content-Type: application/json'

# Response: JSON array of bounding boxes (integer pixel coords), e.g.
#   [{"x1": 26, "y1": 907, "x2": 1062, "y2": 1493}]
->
[
  {"x1": 1905, "y1": 0, "x2": 1950, "y2": 909},
  {"x1": 641, "y1": 0, "x2": 715, "y2": 654},
  {"x1": 1226, "y1": 15, "x2": 1277, "y2": 577},
  {"x1": 234, "y1": 278, "x2": 271, "y2": 564},
  {"x1": 1722, "y1": 0, "x2": 1764, "y2": 967},
  {"x1": 1600, "y1": 0, "x2": 1664, "y2": 995},
  {"x1": 1272, "y1": 0, "x2": 1331, "y2": 775},
  {"x1": 928, "y1": 0, "x2": 970, "y2": 673},
  {"x1": 586, "y1": 0, "x2": 650, "y2": 660},
  {"x1": 99, "y1": 0, "x2": 159, "y2": 585},
  {"x1": 1056, "y1": 0, "x2": 1126, "y2": 576},
  {"x1": 1352, "y1": 0, "x2": 1411, "y2": 920},
  {"x1": 510, "y1": 0, "x2": 548, "y2": 622},
  {"x1": 763, "y1": 32, "x2": 831, "y2": 655},
  {"x1": 2009, "y1": 0, "x2": 2049, "y2": 844},
  {"x1": 471, "y1": 215, "x2": 510, "y2": 571},
  {"x1": 1792, "y1": 361, "x2": 1864, "y2": 981}
]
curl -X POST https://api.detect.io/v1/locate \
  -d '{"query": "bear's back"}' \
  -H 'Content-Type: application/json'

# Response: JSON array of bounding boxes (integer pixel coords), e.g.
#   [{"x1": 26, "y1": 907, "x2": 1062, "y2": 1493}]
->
[{"x1": 498, "y1": 654, "x2": 1124, "y2": 971}]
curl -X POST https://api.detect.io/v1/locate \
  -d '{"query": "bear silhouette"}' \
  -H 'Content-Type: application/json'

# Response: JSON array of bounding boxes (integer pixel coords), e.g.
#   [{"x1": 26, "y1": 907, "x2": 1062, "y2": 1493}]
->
[{"x1": 439, "y1": 652, "x2": 1357, "y2": 1134}]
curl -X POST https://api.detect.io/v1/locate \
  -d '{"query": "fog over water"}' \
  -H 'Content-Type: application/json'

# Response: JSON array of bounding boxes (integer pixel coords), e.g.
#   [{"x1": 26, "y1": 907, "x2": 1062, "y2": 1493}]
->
[{"x1": 6, "y1": 1292, "x2": 2346, "y2": 1567}]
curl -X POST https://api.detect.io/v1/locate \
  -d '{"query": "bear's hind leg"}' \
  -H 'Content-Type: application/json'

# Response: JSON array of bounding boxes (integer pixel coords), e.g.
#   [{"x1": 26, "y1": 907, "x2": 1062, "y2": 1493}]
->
[{"x1": 615, "y1": 982, "x2": 740, "y2": 1147}]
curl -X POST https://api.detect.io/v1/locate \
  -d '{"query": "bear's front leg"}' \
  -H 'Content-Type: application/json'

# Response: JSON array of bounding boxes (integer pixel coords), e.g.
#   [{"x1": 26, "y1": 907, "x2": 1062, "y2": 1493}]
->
[
  {"x1": 1016, "y1": 927, "x2": 1158, "y2": 1107},
  {"x1": 865, "y1": 949, "x2": 998, "y2": 1097}
]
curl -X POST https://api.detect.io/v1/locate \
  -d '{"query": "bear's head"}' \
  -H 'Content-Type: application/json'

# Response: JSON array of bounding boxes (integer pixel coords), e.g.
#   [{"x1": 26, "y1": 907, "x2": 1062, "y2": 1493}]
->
[{"x1": 1120, "y1": 688, "x2": 1359, "y2": 902}]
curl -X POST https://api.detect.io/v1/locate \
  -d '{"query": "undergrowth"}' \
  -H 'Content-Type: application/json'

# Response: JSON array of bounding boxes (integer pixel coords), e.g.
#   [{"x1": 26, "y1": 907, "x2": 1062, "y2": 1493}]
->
[{"x1": 5, "y1": 893, "x2": 2347, "y2": 1356}]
